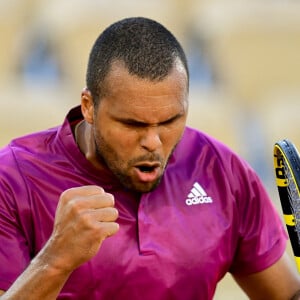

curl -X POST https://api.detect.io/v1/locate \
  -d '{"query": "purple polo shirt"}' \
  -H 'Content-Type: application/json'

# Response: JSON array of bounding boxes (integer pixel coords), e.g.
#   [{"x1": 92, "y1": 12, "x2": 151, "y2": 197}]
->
[{"x1": 0, "y1": 106, "x2": 287, "y2": 299}]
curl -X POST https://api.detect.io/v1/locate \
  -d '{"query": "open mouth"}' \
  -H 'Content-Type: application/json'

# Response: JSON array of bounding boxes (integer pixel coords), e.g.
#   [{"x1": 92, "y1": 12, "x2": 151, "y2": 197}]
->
[
  {"x1": 133, "y1": 162, "x2": 161, "y2": 182},
  {"x1": 137, "y1": 165, "x2": 156, "y2": 173}
]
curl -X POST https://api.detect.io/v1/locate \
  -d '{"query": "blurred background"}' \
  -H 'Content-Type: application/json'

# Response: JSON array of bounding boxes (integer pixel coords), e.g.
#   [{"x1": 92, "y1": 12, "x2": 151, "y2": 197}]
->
[{"x1": 1, "y1": 0, "x2": 300, "y2": 298}]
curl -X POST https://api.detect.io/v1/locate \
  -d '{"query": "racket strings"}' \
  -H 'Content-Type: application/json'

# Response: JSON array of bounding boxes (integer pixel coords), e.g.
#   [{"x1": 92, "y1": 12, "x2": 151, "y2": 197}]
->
[{"x1": 284, "y1": 162, "x2": 300, "y2": 240}]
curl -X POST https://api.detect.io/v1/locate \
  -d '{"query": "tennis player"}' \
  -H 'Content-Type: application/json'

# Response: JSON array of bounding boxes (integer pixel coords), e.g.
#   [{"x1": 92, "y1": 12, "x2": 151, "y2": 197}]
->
[{"x1": 0, "y1": 17, "x2": 299, "y2": 299}]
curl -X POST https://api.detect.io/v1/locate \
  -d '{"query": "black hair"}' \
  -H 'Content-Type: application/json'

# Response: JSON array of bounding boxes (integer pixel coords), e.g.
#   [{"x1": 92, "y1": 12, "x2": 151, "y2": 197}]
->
[{"x1": 86, "y1": 17, "x2": 189, "y2": 104}]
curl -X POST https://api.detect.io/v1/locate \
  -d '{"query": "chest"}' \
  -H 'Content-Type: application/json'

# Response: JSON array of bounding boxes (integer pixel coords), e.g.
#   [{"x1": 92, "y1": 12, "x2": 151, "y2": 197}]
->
[
  {"x1": 60, "y1": 186, "x2": 237, "y2": 299},
  {"x1": 23, "y1": 164, "x2": 238, "y2": 299}
]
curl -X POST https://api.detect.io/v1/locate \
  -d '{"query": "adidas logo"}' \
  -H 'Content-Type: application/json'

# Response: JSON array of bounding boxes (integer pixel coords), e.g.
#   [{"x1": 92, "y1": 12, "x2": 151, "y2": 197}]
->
[{"x1": 186, "y1": 182, "x2": 213, "y2": 206}]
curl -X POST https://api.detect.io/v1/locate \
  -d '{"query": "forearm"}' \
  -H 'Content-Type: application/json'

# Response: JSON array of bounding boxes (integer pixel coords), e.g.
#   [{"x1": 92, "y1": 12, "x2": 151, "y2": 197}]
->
[{"x1": 0, "y1": 250, "x2": 72, "y2": 300}]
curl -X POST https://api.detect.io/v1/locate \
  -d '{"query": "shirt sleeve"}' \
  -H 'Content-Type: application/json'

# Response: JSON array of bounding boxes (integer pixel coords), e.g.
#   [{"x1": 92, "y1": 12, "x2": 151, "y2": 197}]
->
[
  {"x1": 228, "y1": 154, "x2": 288, "y2": 276},
  {"x1": 0, "y1": 146, "x2": 32, "y2": 291}
]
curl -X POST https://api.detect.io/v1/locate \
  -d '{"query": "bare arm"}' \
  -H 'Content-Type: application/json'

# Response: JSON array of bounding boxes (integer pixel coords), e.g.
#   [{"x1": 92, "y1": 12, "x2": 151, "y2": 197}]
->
[
  {"x1": 234, "y1": 252, "x2": 300, "y2": 300},
  {"x1": 0, "y1": 186, "x2": 119, "y2": 300},
  {"x1": 0, "y1": 251, "x2": 71, "y2": 300}
]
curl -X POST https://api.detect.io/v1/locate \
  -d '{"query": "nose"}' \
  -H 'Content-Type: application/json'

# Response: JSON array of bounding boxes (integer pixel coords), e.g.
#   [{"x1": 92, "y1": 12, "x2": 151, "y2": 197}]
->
[{"x1": 140, "y1": 127, "x2": 162, "y2": 152}]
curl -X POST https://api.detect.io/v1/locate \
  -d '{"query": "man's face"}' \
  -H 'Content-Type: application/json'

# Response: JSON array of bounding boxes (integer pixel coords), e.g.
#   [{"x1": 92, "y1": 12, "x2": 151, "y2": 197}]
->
[{"x1": 92, "y1": 61, "x2": 188, "y2": 193}]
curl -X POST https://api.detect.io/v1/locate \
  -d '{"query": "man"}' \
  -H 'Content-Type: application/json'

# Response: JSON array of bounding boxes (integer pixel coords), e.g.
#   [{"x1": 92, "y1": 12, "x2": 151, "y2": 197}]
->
[{"x1": 0, "y1": 17, "x2": 299, "y2": 299}]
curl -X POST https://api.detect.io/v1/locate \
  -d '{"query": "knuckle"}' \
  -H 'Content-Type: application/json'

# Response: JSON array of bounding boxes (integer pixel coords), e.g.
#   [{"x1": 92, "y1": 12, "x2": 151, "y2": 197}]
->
[
  {"x1": 109, "y1": 222, "x2": 120, "y2": 235},
  {"x1": 91, "y1": 185, "x2": 105, "y2": 194},
  {"x1": 99, "y1": 222, "x2": 119, "y2": 237},
  {"x1": 105, "y1": 193, "x2": 115, "y2": 206},
  {"x1": 112, "y1": 208, "x2": 119, "y2": 219},
  {"x1": 78, "y1": 211, "x2": 93, "y2": 226},
  {"x1": 100, "y1": 207, "x2": 118, "y2": 221},
  {"x1": 60, "y1": 189, "x2": 72, "y2": 203},
  {"x1": 66, "y1": 199, "x2": 83, "y2": 215}
]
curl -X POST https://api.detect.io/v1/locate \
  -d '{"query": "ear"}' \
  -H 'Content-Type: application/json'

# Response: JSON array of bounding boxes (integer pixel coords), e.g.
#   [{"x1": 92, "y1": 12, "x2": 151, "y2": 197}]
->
[{"x1": 81, "y1": 88, "x2": 94, "y2": 124}]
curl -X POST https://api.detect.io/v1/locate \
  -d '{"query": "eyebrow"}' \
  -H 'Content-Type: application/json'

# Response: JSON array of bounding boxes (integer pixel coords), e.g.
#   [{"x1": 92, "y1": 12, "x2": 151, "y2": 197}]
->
[{"x1": 115, "y1": 112, "x2": 184, "y2": 127}]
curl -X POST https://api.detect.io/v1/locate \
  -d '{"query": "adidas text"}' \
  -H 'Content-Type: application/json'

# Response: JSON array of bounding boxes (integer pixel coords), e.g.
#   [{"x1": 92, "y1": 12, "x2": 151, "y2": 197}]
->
[{"x1": 186, "y1": 196, "x2": 213, "y2": 206}]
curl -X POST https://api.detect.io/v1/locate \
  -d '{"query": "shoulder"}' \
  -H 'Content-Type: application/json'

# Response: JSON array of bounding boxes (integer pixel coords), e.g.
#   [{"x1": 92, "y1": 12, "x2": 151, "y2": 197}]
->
[
  {"x1": 0, "y1": 130, "x2": 48, "y2": 174},
  {"x1": 174, "y1": 126, "x2": 249, "y2": 172},
  {"x1": 9, "y1": 128, "x2": 58, "y2": 158},
  {"x1": 2, "y1": 106, "x2": 80, "y2": 163},
  {"x1": 170, "y1": 126, "x2": 265, "y2": 202},
  {"x1": 179, "y1": 127, "x2": 238, "y2": 155}
]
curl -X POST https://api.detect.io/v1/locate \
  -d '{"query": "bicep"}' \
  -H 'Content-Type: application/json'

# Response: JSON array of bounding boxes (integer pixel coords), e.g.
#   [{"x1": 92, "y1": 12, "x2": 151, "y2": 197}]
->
[{"x1": 233, "y1": 252, "x2": 300, "y2": 300}]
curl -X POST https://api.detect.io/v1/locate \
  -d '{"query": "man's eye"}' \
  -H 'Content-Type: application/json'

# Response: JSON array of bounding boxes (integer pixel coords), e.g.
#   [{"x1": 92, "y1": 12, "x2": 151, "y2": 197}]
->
[{"x1": 161, "y1": 119, "x2": 174, "y2": 126}]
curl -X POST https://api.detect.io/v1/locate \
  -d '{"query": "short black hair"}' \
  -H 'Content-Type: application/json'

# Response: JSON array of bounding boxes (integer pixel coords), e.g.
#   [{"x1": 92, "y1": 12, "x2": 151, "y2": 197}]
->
[{"x1": 86, "y1": 17, "x2": 189, "y2": 104}]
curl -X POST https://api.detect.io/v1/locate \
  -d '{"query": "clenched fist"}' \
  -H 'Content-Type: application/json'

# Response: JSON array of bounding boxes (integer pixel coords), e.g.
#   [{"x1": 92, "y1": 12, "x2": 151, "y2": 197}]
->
[{"x1": 43, "y1": 186, "x2": 119, "y2": 274}]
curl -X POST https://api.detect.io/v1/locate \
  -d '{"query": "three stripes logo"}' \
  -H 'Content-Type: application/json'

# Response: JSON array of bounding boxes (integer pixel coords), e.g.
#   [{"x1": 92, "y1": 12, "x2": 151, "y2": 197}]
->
[{"x1": 186, "y1": 182, "x2": 213, "y2": 206}]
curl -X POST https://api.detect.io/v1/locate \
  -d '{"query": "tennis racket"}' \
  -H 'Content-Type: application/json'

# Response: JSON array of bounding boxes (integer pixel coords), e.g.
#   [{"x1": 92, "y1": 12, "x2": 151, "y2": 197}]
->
[{"x1": 273, "y1": 139, "x2": 300, "y2": 273}]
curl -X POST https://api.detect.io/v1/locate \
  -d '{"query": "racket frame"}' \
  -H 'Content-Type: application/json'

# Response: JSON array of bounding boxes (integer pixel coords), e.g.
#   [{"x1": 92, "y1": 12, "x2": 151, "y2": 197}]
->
[{"x1": 274, "y1": 139, "x2": 300, "y2": 272}]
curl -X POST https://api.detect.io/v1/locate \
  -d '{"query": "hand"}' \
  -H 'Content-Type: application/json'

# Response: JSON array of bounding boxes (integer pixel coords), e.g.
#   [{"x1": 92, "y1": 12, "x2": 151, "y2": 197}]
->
[{"x1": 43, "y1": 185, "x2": 119, "y2": 274}]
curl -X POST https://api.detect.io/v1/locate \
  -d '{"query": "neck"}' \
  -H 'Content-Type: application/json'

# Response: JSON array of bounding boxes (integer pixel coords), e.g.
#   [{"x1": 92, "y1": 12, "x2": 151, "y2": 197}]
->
[{"x1": 74, "y1": 120, "x2": 106, "y2": 170}]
